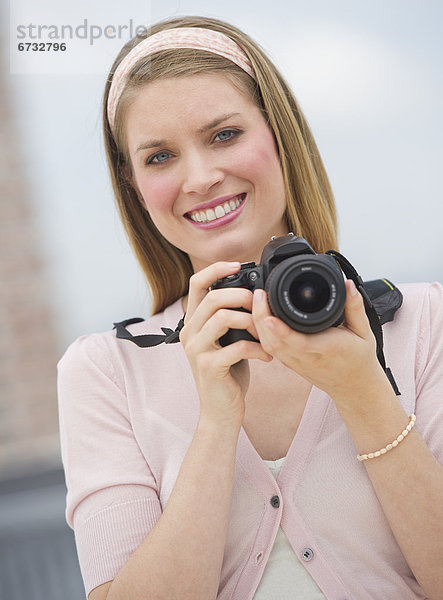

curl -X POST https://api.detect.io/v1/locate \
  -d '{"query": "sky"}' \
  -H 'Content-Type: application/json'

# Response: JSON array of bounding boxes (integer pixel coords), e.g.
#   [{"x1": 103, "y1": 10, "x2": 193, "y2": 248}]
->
[{"x1": 4, "y1": 0, "x2": 443, "y2": 349}]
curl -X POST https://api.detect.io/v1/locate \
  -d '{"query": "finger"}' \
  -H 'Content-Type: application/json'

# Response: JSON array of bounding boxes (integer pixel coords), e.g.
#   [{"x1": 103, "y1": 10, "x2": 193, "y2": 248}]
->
[
  {"x1": 217, "y1": 339, "x2": 273, "y2": 365},
  {"x1": 252, "y1": 288, "x2": 272, "y2": 321},
  {"x1": 188, "y1": 308, "x2": 264, "y2": 355},
  {"x1": 186, "y1": 262, "x2": 241, "y2": 318},
  {"x1": 252, "y1": 289, "x2": 314, "y2": 355},
  {"x1": 194, "y1": 340, "x2": 272, "y2": 383},
  {"x1": 185, "y1": 287, "x2": 254, "y2": 336},
  {"x1": 252, "y1": 288, "x2": 296, "y2": 345},
  {"x1": 343, "y1": 280, "x2": 372, "y2": 338}
]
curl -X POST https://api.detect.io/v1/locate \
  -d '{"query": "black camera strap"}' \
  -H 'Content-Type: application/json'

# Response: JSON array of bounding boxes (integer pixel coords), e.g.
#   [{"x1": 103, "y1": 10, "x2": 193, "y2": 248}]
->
[
  {"x1": 326, "y1": 250, "x2": 401, "y2": 395},
  {"x1": 113, "y1": 316, "x2": 185, "y2": 347},
  {"x1": 113, "y1": 253, "x2": 402, "y2": 396}
]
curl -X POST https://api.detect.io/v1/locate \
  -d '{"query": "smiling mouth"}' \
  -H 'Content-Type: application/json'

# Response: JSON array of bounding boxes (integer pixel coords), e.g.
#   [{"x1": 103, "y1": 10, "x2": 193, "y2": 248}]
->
[{"x1": 186, "y1": 194, "x2": 246, "y2": 223}]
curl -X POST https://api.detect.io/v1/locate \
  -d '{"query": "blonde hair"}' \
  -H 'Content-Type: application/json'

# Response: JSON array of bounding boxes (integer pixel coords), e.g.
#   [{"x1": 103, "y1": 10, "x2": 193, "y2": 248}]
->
[{"x1": 103, "y1": 15, "x2": 338, "y2": 314}]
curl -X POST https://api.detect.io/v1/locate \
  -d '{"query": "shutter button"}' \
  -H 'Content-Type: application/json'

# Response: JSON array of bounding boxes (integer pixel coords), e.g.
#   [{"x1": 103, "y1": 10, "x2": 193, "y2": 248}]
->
[
  {"x1": 301, "y1": 548, "x2": 314, "y2": 561},
  {"x1": 270, "y1": 495, "x2": 280, "y2": 508}
]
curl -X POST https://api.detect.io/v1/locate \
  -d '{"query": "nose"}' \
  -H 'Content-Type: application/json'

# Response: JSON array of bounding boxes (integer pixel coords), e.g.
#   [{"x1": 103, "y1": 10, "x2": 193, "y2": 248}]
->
[{"x1": 181, "y1": 150, "x2": 224, "y2": 195}]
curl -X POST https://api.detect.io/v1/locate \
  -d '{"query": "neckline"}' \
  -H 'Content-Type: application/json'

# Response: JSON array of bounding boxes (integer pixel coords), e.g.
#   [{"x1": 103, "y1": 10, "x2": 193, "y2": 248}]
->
[
  {"x1": 237, "y1": 385, "x2": 331, "y2": 489},
  {"x1": 263, "y1": 456, "x2": 286, "y2": 468}
]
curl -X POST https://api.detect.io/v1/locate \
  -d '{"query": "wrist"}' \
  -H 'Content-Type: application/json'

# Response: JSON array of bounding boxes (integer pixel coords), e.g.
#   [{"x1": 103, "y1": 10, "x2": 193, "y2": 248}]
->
[
  {"x1": 330, "y1": 365, "x2": 396, "y2": 420},
  {"x1": 197, "y1": 414, "x2": 243, "y2": 443},
  {"x1": 331, "y1": 376, "x2": 411, "y2": 458}
]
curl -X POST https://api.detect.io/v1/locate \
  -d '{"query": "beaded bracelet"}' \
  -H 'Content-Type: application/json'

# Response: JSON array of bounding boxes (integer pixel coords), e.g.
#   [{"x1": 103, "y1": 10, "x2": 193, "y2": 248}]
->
[{"x1": 357, "y1": 414, "x2": 416, "y2": 461}]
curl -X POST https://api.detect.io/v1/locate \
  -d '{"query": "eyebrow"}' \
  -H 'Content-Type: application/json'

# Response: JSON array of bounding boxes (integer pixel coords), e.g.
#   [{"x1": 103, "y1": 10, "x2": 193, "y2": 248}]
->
[
  {"x1": 135, "y1": 112, "x2": 241, "y2": 154},
  {"x1": 197, "y1": 112, "x2": 241, "y2": 134}
]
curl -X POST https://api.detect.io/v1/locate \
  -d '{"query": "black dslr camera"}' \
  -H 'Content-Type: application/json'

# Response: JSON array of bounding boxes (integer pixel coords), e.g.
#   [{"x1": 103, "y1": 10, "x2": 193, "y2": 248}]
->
[{"x1": 211, "y1": 233, "x2": 346, "y2": 346}]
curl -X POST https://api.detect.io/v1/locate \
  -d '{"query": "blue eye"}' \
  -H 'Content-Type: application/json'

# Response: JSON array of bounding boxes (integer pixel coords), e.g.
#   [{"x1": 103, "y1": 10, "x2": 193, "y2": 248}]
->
[
  {"x1": 147, "y1": 151, "x2": 172, "y2": 165},
  {"x1": 214, "y1": 129, "x2": 239, "y2": 142}
]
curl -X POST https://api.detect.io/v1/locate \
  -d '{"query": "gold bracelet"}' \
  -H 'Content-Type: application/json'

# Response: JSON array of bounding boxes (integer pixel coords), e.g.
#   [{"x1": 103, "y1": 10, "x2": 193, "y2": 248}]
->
[{"x1": 357, "y1": 414, "x2": 416, "y2": 461}]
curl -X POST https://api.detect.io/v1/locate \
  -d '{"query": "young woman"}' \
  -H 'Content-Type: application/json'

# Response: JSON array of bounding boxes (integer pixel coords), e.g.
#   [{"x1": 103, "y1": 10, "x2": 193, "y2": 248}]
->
[{"x1": 57, "y1": 15, "x2": 443, "y2": 600}]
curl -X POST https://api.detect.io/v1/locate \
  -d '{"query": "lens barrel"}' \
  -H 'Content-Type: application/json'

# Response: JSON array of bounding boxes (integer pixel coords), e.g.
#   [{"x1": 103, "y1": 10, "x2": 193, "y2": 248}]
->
[{"x1": 266, "y1": 255, "x2": 346, "y2": 333}]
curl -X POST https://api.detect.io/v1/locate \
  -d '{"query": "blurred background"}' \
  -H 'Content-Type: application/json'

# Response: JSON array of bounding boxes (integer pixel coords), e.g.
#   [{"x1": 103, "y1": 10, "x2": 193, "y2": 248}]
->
[{"x1": 1, "y1": 0, "x2": 442, "y2": 598}]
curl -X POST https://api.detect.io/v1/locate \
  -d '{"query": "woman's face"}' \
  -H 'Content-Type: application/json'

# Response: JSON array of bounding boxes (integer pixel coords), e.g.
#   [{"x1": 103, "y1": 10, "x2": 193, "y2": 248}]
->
[{"x1": 125, "y1": 72, "x2": 289, "y2": 271}]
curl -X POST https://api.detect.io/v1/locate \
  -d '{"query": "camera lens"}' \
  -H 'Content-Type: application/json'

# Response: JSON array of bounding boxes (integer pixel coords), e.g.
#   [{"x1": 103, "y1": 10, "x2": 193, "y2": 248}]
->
[
  {"x1": 265, "y1": 255, "x2": 346, "y2": 333},
  {"x1": 289, "y1": 273, "x2": 330, "y2": 313}
]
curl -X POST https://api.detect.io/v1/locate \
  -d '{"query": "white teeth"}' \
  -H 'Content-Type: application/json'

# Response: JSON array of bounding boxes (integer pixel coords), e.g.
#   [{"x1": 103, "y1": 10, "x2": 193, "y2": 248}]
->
[
  {"x1": 188, "y1": 194, "x2": 245, "y2": 223},
  {"x1": 206, "y1": 208, "x2": 216, "y2": 221}
]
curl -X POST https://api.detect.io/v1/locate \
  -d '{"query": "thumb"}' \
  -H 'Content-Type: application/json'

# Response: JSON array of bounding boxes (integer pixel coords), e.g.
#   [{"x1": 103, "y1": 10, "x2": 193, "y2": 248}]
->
[{"x1": 343, "y1": 280, "x2": 372, "y2": 338}]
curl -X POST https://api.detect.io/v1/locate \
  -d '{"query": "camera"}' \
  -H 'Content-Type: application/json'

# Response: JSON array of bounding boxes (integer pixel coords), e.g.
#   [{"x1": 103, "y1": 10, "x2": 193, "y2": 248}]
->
[{"x1": 211, "y1": 233, "x2": 346, "y2": 346}]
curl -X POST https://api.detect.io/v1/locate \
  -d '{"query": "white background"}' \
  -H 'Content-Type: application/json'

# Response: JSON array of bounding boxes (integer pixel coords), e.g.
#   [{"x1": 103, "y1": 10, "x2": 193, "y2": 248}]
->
[{"x1": 4, "y1": 0, "x2": 443, "y2": 350}]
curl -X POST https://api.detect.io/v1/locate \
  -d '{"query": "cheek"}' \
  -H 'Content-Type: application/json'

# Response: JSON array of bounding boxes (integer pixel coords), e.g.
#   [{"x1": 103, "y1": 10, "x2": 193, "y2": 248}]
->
[
  {"x1": 234, "y1": 130, "x2": 282, "y2": 182},
  {"x1": 136, "y1": 173, "x2": 179, "y2": 214}
]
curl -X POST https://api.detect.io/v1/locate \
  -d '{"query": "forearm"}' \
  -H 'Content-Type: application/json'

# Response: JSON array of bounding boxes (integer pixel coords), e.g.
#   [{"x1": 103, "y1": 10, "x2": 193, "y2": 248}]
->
[
  {"x1": 334, "y1": 380, "x2": 443, "y2": 600},
  {"x1": 106, "y1": 418, "x2": 241, "y2": 600}
]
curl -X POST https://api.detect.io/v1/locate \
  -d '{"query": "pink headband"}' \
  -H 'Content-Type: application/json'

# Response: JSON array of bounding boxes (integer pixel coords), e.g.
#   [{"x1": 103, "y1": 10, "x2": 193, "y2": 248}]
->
[{"x1": 107, "y1": 27, "x2": 256, "y2": 133}]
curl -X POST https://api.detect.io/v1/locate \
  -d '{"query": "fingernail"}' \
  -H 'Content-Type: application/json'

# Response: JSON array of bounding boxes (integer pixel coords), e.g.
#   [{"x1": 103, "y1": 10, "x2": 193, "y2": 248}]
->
[
  {"x1": 349, "y1": 280, "x2": 358, "y2": 296},
  {"x1": 228, "y1": 262, "x2": 241, "y2": 269}
]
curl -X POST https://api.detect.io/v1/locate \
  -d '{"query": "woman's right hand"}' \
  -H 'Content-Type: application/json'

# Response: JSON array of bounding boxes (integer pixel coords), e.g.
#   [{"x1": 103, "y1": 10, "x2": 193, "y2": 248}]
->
[{"x1": 179, "y1": 262, "x2": 273, "y2": 429}]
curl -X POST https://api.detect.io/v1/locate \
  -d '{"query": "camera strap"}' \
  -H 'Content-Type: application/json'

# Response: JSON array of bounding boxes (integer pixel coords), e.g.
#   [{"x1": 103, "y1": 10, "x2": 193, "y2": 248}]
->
[
  {"x1": 113, "y1": 253, "x2": 402, "y2": 396},
  {"x1": 113, "y1": 315, "x2": 185, "y2": 347},
  {"x1": 326, "y1": 250, "x2": 402, "y2": 395}
]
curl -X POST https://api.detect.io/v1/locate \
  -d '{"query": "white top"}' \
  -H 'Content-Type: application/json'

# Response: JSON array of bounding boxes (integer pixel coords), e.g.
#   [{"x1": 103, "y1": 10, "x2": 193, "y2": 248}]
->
[{"x1": 253, "y1": 457, "x2": 327, "y2": 599}]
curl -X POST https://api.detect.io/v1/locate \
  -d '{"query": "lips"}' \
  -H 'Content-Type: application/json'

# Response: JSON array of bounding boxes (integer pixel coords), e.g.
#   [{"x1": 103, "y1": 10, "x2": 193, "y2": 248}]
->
[{"x1": 185, "y1": 194, "x2": 246, "y2": 223}]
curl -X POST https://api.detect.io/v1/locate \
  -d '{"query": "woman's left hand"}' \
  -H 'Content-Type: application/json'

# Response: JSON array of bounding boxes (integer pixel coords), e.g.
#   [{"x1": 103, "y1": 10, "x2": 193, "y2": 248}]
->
[{"x1": 252, "y1": 279, "x2": 390, "y2": 405}]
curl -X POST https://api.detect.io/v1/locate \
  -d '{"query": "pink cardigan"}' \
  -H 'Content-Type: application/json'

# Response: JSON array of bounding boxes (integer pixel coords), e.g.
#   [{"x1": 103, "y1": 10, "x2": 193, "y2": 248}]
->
[{"x1": 57, "y1": 282, "x2": 443, "y2": 599}]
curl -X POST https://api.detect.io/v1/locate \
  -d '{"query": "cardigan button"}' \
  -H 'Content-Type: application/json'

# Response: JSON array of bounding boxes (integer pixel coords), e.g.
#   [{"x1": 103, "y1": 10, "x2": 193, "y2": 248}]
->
[
  {"x1": 270, "y1": 495, "x2": 280, "y2": 508},
  {"x1": 301, "y1": 547, "x2": 314, "y2": 561}
]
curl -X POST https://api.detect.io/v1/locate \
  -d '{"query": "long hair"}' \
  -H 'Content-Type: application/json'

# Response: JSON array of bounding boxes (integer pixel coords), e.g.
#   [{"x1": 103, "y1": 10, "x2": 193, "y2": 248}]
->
[{"x1": 103, "y1": 15, "x2": 338, "y2": 314}]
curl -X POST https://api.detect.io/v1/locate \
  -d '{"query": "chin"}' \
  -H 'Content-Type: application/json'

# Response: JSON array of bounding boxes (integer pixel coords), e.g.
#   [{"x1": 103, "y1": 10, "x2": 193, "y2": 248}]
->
[{"x1": 216, "y1": 236, "x2": 262, "y2": 264}]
